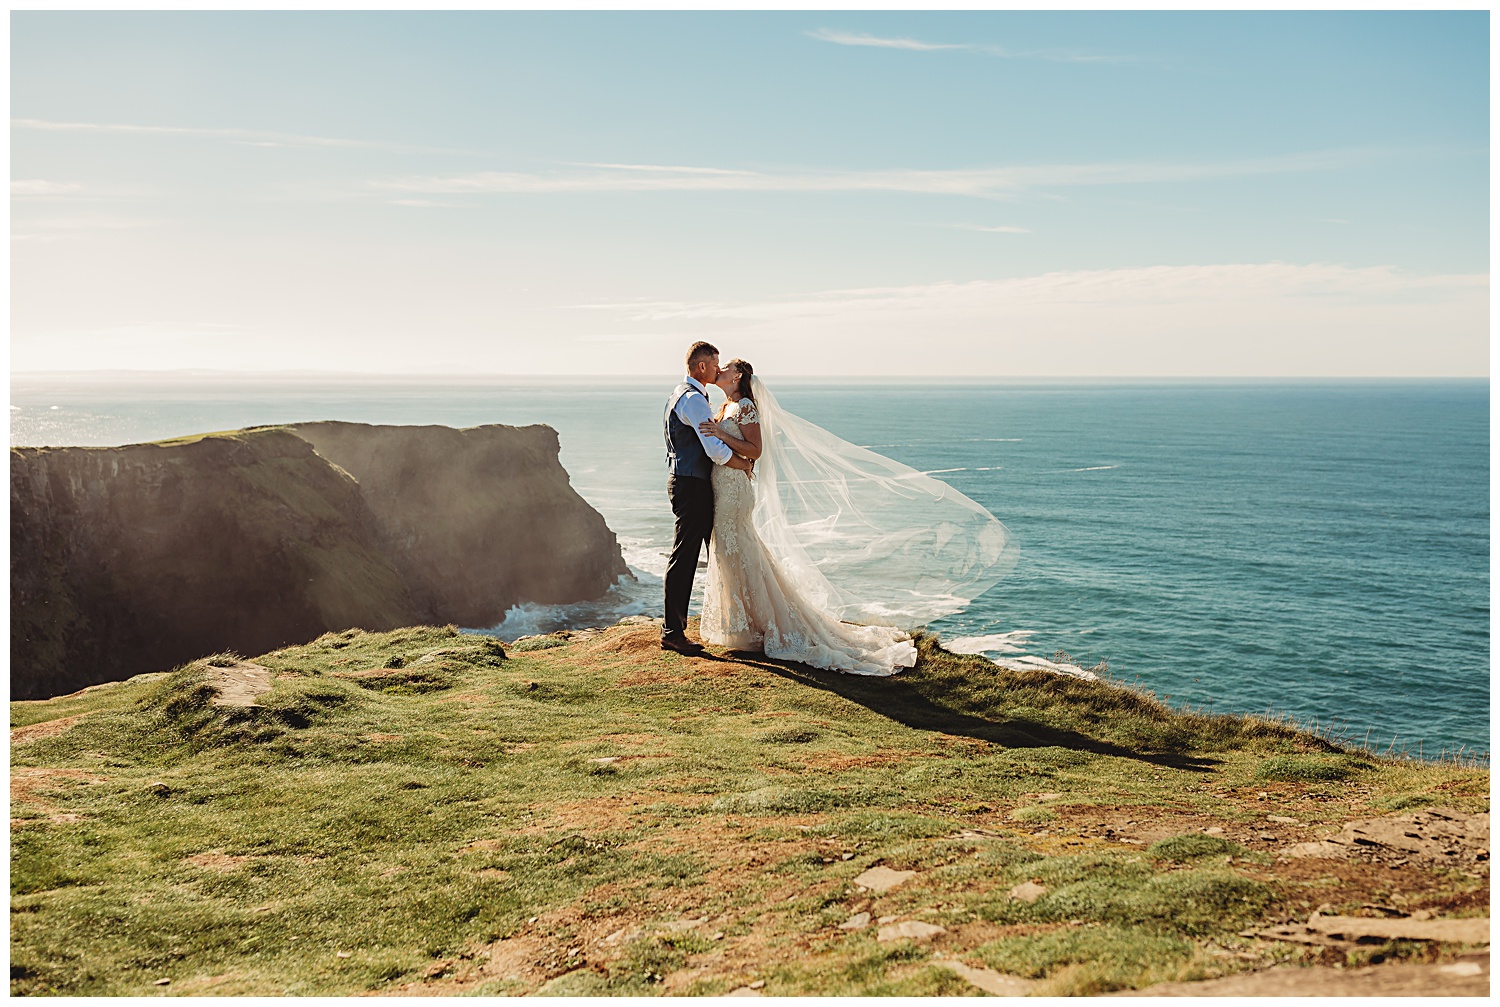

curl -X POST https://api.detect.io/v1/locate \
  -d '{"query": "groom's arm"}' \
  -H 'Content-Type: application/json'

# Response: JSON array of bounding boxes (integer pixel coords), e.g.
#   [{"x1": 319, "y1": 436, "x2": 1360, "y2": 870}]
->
[{"x1": 675, "y1": 392, "x2": 734, "y2": 465}]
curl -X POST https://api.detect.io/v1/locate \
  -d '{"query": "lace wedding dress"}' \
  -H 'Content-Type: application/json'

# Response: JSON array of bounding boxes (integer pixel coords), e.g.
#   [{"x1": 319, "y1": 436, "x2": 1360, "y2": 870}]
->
[{"x1": 700, "y1": 397, "x2": 919, "y2": 676}]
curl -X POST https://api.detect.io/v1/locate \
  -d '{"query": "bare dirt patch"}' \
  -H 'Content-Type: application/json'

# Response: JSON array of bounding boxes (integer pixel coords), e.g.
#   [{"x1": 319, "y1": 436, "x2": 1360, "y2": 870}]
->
[
  {"x1": 582, "y1": 625, "x2": 665, "y2": 659},
  {"x1": 184, "y1": 852, "x2": 253, "y2": 872},
  {"x1": 10, "y1": 713, "x2": 93, "y2": 746},
  {"x1": 206, "y1": 661, "x2": 273, "y2": 707},
  {"x1": 10, "y1": 767, "x2": 105, "y2": 813},
  {"x1": 529, "y1": 796, "x2": 642, "y2": 834}
]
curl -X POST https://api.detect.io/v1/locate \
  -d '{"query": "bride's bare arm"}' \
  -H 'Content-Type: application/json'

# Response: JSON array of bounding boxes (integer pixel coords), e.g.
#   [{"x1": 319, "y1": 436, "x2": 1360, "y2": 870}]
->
[{"x1": 698, "y1": 418, "x2": 762, "y2": 460}]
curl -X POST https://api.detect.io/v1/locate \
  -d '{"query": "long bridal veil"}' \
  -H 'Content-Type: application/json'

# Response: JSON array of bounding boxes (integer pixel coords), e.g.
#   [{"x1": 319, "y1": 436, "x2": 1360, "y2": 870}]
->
[{"x1": 748, "y1": 375, "x2": 1018, "y2": 628}]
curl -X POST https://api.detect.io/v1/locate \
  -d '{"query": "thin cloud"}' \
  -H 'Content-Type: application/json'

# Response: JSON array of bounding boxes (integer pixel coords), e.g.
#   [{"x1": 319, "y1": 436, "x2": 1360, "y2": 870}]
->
[
  {"x1": 807, "y1": 27, "x2": 1132, "y2": 63},
  {"x1": 949, "y1": 223, "x2": 1031, "y2": 233},
  {"x1": 12, "y1": 117, "x2": 476, "y2": 156},
  {"x1": 12, "y1": 179, "x2": 82, "y2": 196},
  {"x1": 807, "y1": 29, "x2": 966, "y2": 51},
  {"x1": 579, "y1": 264, "x2": 1488, "y2": 325},
  {"x1": 568, "y1": 263, "x2": 1487, "y2": 376},
  {"x1": 373, "y1": 149, "x2": 1368, "y2": 200}
]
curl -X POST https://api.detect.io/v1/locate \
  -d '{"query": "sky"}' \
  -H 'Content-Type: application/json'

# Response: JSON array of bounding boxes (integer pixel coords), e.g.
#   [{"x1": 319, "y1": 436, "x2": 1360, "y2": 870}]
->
[{"x1": 10, "y1": 10, "x2": 1491, "y2": 377}]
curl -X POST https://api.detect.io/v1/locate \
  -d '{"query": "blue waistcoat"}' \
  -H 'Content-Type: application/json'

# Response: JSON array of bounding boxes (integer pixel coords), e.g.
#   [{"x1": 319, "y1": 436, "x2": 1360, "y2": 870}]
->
[{"x1": 664, "y1": 382, "x2": 713, "y2": 480}]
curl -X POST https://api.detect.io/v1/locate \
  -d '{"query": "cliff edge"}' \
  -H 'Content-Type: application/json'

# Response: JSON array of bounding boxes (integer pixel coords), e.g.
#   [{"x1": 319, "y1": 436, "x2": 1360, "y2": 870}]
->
[{"x1": 10, "y1": 422, "x2": 628, "y2": 699}]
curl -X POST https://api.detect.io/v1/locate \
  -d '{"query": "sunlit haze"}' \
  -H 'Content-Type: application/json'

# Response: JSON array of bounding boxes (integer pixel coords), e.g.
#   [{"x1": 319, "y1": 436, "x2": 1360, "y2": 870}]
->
[{"x1": 11, "y1": 11, "x2": 1490, "y2": 377}]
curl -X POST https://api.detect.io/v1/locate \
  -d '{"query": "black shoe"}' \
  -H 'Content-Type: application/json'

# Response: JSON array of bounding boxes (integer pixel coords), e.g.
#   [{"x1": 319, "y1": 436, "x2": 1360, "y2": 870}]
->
[{"x1": 660, "y1": 634, "x2": 706, "y2": 655}]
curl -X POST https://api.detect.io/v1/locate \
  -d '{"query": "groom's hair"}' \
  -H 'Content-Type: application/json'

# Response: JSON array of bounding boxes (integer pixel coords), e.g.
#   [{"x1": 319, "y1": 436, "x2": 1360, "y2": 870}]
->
[{"x1": 685, "y1": 341, "x2": 720, "y2": 369}]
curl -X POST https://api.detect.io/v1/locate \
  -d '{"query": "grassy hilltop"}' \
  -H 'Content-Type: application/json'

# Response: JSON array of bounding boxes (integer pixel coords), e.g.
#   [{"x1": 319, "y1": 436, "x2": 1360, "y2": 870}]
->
[{"x1": 10, "y1": 623, "x2": 1488, "y2": 996}]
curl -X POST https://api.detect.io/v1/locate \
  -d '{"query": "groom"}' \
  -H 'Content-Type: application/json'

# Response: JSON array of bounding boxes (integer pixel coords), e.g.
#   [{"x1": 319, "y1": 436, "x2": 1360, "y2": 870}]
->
[{"x1": 661, "y1": 341, "x2": 754, "y2": 655}]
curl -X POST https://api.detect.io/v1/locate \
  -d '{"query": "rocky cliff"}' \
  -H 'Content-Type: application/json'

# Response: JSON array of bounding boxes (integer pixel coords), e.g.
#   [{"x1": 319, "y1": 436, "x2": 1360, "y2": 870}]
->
[{"x1": 10, "y1": 423, "x2": 628, "y2": 699}]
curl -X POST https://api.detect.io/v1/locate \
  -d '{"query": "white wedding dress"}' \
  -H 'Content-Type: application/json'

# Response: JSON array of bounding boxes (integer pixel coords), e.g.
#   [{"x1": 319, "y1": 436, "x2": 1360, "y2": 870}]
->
[{"x1": 701, "y1": 397, "x2": 919, "y2": 676}]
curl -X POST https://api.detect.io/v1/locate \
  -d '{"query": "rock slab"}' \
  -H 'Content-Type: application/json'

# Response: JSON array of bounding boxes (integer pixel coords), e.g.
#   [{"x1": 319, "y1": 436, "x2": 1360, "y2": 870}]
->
[
  {"x1": 1280, "y1": 807, "x2": 1489, "y2": 870},
  {"x1": 933, "y1": 960, "x2": 1034, "y2": 996},
  {"x1": 876, "y1": 921, "x2": 947, "y2": 943},
  {"x1": 852, "y1": 866, "x2": 917, "y2": 892}
]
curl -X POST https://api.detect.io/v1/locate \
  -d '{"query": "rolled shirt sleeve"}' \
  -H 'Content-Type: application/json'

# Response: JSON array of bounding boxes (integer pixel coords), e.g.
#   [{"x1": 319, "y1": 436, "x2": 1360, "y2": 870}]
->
[{"x1": 675, "y1": 387, "x2": 734, "y2": 465}]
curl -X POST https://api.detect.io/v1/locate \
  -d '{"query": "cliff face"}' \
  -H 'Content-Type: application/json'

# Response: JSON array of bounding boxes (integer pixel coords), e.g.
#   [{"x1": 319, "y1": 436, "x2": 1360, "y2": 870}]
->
[
  {"x1": 290, "y1": 422, "x2": 628, "y2": 626},
  {"x1": 11, "y1": 423, "x2": 628, "y2": 699}
]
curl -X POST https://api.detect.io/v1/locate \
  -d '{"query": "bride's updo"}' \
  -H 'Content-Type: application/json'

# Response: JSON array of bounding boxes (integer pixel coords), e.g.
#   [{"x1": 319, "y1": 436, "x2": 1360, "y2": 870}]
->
[{"x1": 728, "y1": 359, "x2": 754, "y2": 401}]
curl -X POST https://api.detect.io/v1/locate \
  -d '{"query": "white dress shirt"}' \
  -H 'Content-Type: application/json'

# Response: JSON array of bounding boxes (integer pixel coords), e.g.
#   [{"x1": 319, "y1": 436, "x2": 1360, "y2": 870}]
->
[{"x1": 674, "y1": 375, "x2": 734, "y2": 465}]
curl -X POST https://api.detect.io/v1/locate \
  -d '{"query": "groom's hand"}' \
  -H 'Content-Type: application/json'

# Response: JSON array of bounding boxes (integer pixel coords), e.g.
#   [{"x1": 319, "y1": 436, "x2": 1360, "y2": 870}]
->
[{"x1": 727, "y1": 455, "x2": 754, "y2": 476}]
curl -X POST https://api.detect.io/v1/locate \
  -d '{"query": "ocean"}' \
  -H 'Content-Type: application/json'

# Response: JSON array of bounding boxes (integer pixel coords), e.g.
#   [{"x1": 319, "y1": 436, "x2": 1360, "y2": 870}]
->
[{"x1": 10, "y1": 375, "x2": 1489, "y2": 759}]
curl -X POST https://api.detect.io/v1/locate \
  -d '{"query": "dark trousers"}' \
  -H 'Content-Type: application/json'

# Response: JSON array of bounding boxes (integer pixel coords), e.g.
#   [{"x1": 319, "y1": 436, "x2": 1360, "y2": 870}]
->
[{"x1": 663, "y1": 474, "x2": 714, "y2": 638}]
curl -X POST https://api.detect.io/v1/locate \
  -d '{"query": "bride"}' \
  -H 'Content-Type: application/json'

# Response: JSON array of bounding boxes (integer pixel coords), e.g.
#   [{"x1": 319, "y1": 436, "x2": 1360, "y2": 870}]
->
[{"x1": 696, "y1": 359, "x2": 1017, "y2": 677}]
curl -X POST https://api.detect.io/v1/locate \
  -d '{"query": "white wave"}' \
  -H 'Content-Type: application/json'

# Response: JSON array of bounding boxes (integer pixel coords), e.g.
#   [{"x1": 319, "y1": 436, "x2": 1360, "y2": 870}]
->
[
  {"x1": 1072, "y1": 465, "x2": 1118, "y2": 472},
  {"x1": 618, "y1": 535, "x2": 669, "y2": 580},
  {"x1": 466, "y1": 573, "x2": 656, "y2": 640}
]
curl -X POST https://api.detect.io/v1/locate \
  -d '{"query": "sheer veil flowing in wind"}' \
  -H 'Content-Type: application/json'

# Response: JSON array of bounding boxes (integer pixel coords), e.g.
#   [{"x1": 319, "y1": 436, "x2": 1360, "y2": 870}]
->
[{"x1": 747, "y1": 375, "x2": 1018, "y2": 628}]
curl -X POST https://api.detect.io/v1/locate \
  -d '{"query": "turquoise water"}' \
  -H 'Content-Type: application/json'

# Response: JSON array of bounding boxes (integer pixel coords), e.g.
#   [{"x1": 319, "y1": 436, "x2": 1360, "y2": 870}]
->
[{"x1": 11, "y1": 376, "x2": 1489, "y2": 758}]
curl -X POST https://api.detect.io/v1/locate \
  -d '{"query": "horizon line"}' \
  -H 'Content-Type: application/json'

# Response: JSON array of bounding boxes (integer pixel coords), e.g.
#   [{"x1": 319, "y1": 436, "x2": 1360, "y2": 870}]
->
[{"x1": 9, "y1": 370, "x2": 1490, "y2": 383}]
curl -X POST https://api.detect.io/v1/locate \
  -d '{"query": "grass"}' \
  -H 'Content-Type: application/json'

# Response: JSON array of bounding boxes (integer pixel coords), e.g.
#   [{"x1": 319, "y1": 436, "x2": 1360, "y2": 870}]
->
[{"x1": 10, "y1": 623, "x2": 1489, "y2": 996}]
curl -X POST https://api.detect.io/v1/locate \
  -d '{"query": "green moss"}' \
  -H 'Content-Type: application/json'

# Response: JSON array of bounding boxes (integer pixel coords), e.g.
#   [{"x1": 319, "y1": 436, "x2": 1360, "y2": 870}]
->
[
  {"x1": 977, "y1": 924, "x2": 1198, "y2": 994},
  {"x1": 1255, "y1": 755, "x2": 1368, "y2": 782},
  {"x1": 510, "y1": 634, "x2": 572, "y2": 652},
  {"x1": 1147, "y1": 833, "x2": 1247, "y2": 862}
]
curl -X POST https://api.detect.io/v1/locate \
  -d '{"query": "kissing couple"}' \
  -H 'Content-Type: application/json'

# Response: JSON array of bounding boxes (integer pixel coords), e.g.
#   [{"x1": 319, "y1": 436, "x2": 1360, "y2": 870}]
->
[{"x1": 660, "y1": 341, "x2": 1019, "y2": 675}]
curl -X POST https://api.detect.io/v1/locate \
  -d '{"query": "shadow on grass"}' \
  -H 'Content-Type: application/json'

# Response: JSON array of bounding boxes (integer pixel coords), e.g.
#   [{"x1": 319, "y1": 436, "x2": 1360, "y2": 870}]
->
[{"x1": 727, "y1": 652, "x2": 1218, "y2": 773}]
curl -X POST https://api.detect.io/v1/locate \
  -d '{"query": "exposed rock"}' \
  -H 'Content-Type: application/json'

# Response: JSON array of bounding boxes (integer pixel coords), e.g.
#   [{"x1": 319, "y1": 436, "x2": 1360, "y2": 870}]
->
[
  {"x1": 1279, "y1": 808, "x2": 1488, "y2": 870},
  {"x1": 838, "y1": 912, "x2": 871, "y2": 931},
  {"x1": 1008, "y1": 881, "x2": 1047, "y2": 904},
  {"x1": 876, "y1": 920, "x2": 947, "y2": 942},
  {"x1": 1120, "y1": 955, "x2": 1489, "y2": 996},
  {"x1": 851, "y1": 866, "x2": 916, "y2": 892},
  {"x1": 1250, "y1": 914, "x2": 1489, "y2": 947},
  {"x1": 11, "y1": 423, "x2": 628, "y2": 699},
  {"x1": 932, "y1": 960, "x2": 1034, "y2": 996}
]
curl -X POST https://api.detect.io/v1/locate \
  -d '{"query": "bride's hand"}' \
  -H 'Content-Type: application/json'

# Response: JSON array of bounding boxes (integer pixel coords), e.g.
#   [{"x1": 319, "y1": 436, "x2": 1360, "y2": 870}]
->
[{"x1": 698, "y1": 419, "x2": 725, "y2": 439}]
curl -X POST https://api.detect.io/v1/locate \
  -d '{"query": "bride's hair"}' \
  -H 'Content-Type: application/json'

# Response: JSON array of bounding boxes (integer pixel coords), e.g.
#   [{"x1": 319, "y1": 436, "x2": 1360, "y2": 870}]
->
[{"x1": 727, "y1": 359, "x2": 754, "y2": 402}]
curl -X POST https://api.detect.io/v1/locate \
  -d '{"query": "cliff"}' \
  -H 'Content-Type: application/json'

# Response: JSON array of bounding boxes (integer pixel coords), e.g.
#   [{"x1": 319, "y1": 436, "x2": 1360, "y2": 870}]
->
[{"x1": 10, "y1": 423, "x2": 628, "y2": 699}]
